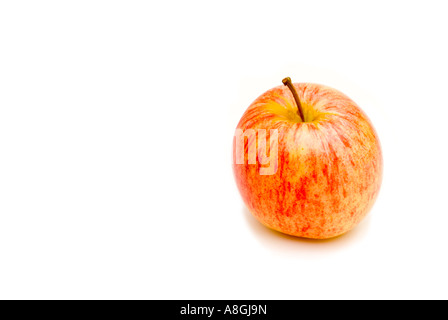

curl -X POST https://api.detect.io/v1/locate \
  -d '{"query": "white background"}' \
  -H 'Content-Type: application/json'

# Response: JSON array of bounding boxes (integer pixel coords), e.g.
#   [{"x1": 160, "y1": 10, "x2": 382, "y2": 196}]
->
[{"x1": 0, "y1": 1, "x2": 447, "y2": 300}]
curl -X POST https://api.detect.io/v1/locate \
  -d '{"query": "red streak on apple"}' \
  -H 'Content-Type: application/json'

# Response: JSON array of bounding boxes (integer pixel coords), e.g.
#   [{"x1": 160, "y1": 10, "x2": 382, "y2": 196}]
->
[{"x1": 233, "y1": 81, "x2": 383, "y2": 239}]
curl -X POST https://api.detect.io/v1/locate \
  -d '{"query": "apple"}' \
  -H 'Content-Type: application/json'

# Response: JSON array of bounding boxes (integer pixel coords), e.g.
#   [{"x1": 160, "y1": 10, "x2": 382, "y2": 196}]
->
[{"x1": 233, "y1": 77, "x2": 383, "y2": 239}]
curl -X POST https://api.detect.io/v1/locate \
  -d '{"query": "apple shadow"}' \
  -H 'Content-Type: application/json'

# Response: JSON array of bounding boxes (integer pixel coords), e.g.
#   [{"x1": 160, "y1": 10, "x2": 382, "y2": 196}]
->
[{"x1": 242, "y1": 206, "x2": 372, "y2": 256}]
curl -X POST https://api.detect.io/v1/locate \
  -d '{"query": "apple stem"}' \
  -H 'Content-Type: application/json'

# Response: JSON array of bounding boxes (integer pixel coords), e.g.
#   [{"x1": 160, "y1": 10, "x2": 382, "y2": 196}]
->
[{"x1": 282, "y1": 77, "x2": 305, "y2": 122}]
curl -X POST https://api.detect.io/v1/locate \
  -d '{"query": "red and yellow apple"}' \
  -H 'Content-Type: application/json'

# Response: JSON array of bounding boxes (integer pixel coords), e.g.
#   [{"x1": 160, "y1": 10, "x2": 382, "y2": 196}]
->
[{"x1": 233, "y1": 78, "x2": 383, "y2": 239}]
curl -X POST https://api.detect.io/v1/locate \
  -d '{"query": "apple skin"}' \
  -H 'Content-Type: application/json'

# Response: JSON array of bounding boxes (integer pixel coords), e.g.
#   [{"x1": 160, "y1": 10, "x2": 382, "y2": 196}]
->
[{"x1": 233, "y1": 82, "x2": 383, "y2": 239}]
